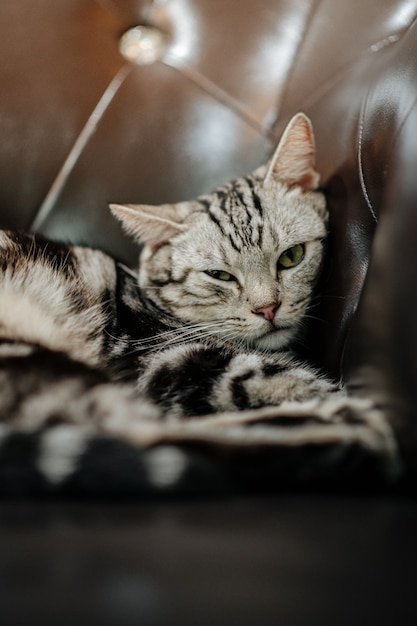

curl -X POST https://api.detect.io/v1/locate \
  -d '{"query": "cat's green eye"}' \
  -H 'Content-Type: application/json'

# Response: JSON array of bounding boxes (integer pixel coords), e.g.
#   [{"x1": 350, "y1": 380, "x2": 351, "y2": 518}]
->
[
  {"x1": 205, "y1": 270, "x2": 236, "y2": 282},
  {"x1": 277, "y1": 244, "x2": 305, "y2": 269}
]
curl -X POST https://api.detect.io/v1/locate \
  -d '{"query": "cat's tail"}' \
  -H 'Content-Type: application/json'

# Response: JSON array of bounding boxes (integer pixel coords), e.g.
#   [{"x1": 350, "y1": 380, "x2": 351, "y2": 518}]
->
[{"x1": 0, "y1": 368, "x2": 402, "y2": 496}]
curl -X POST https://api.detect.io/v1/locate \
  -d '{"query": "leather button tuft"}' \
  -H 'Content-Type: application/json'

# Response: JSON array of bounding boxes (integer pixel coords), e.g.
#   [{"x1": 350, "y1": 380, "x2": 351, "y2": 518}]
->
[{"x1": 119, "y1": 26, "x2": 166, "y2": 65}]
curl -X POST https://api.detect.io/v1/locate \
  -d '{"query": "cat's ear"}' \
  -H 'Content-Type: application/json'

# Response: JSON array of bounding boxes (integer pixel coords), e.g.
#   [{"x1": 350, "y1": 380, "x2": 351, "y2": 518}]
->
[
  {"x1": 110, "y1": 203, "x2": 188, "y2": 248},
  {"x1": 264, "y1": 113, "x2": 320, "y2": 192}
]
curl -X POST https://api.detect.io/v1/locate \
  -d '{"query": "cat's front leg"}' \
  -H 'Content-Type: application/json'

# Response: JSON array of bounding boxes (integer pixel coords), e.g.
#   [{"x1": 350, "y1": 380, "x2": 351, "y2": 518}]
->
[{"x1": 137, "y1": 343, "x2": 341, "y2": 418}]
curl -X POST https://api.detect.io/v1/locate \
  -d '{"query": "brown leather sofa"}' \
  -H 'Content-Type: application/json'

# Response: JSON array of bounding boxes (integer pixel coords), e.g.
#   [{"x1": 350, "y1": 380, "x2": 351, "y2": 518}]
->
[{"x1": 1, "y1": 1, "x2": 417, "y2": 624}]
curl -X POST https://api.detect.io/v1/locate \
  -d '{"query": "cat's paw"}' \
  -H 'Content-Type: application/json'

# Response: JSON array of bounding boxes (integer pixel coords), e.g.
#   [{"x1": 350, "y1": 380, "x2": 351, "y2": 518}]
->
[{"x1": 209, "y1": 353, "x2": 341, "y2": 410}]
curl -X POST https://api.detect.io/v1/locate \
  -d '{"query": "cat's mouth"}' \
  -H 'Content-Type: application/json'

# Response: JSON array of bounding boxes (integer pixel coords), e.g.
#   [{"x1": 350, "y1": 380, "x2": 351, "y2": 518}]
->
[{"x1": 250, "y1": 323, "x2": 296, "y2": 351}]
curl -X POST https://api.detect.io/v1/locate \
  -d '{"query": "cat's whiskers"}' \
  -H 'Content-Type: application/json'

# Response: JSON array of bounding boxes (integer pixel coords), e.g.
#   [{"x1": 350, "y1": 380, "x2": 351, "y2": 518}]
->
[
  {"x1": 301, "y1": 312, "x2": 325, "y2": 324},
  {"x1": 124, "y1": 321, "x2": 227, "y2": 354},
  {"x1": 129, "y1": 318, "x2": 262, "y2": 354}
]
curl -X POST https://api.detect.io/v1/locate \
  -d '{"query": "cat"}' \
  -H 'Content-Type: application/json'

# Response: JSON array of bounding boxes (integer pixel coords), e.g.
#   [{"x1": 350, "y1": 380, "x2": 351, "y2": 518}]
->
[{"x1": 0, "y1": 114, "x2": 401, "y2": 495}]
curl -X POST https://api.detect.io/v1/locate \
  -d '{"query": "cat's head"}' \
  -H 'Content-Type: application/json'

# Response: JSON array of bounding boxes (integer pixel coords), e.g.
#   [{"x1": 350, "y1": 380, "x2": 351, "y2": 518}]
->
[{"x1": 111, "y1": 113, "x2": 327, "y2": 351}]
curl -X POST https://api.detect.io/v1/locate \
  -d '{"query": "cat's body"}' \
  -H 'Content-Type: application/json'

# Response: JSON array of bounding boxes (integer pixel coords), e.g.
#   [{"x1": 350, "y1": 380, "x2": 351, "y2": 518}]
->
[
  {"x1": 0, "y1": 209, "x2": 336, "y2": 421},
  {"x1": 0, "y1": 114, "x2": 400, "y2": 494}
]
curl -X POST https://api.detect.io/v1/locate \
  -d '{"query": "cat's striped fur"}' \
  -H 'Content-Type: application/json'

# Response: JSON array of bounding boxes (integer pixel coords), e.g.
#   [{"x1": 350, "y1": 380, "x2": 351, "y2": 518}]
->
[{"x1": 0, "y1": 114, "x2": 401, "y2": 495}]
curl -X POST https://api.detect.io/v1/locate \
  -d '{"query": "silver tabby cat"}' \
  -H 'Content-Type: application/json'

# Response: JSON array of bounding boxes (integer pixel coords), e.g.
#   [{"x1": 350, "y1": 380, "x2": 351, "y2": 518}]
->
[{"x1": 0, "y1": 114, "x2": 400, "y2": 494}]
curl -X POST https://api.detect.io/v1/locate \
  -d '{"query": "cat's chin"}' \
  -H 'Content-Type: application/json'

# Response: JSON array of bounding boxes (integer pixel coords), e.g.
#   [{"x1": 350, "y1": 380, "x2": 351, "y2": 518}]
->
[{"x1": 249, "y1": 327, "x2": 296, "y2": 351}]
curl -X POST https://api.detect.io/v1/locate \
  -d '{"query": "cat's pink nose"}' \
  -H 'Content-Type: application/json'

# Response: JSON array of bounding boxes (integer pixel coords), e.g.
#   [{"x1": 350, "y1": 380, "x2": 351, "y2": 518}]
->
[{"x1": 254, "y1": 303, "x2": 279, "y2": 321}]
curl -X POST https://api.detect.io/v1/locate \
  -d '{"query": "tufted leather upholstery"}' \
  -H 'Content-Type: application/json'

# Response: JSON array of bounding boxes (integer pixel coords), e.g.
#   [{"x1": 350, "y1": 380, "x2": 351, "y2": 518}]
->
[{"x1": 1, "y1": 0, "x2": 417, "y2": 472}]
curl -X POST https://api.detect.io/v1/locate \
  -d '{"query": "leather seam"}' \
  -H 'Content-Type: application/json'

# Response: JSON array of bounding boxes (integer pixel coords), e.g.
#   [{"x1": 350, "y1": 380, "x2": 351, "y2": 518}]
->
[
  {"x1": 291, "y1": 13, "x2": 417, "y2": 114},
  {"x1": 163, "y1": 58, "x2": 266, "y2": 137},
  {"x1": 30, "y1": 64, "x2": 133, "y2": 232},
  {"x1": 268, "y1": 0, "x2": 322, "y2": 135}
]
